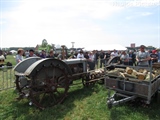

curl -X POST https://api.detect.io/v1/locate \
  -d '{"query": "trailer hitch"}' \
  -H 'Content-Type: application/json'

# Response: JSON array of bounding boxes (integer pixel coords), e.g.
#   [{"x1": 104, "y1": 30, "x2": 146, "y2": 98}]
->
[{"x1": 107, "y1": 92, "x2": 137, "y2": 109}]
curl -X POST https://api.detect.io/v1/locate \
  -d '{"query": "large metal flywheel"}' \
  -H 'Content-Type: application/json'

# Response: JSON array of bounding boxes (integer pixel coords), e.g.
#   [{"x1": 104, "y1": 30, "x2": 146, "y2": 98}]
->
[
  {"x1": 29, "y1": 64, "x2": 69, "y2": 109},
  {"x1": 21, "y1": 58, "x2": 72, "y2": 110}
]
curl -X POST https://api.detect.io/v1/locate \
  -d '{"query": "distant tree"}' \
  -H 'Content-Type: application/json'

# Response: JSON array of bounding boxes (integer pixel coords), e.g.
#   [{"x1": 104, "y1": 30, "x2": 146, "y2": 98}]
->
[
  {"x1": 38, "y1": 39, "x2": 53, "y2": 53},
  {"x1": 42, "y1": 39, "x2": 48, "y2": 47}
]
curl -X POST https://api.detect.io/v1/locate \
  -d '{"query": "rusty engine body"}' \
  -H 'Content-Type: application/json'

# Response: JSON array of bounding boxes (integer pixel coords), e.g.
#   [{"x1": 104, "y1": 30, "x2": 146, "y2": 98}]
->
[{"x1": 13, "y1": 57, "x2": 105, "y2": 109}]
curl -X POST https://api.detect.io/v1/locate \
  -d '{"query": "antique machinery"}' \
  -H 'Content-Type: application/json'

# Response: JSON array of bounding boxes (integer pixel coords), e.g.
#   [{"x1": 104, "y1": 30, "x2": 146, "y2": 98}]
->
[
  {"x1": 13, "y1": 56, "x2": 160, "y2": 110},
  {"x1": 13, "y1": 57, "x2": 105, "y2": 109}
]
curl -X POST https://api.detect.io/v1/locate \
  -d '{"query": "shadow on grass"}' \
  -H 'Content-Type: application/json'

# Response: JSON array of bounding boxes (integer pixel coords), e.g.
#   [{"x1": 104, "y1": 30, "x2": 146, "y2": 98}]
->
[
  {"x1": 109, "y1": 97, "x2": 160, "y2": 120},
  {"x1": 7, "y1": 84, "x2": 97, "y2": 120}
]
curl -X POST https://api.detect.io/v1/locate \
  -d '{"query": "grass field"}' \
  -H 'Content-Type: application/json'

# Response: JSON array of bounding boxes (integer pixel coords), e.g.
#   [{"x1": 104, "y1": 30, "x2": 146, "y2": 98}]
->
[
  {"x1": 2, "y1": 54, "x2": 16, "y2": 66},
  {"x1": 0, "y1": 83, "x2": 160, "y2": 120},
  {"x1": 0, "y1": 55, "x2": 160, "y2": 120}
]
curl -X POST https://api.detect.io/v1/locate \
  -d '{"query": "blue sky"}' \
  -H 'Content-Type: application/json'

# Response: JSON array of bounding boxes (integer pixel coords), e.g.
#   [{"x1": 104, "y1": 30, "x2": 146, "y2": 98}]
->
[{"x1": 0, "y1": 0, "x2": 160, "y2": 49}]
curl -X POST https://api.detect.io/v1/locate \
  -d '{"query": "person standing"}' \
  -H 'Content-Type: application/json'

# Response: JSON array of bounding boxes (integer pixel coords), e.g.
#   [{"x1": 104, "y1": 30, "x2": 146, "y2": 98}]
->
[
  {"x1": 120, "y1": 51, "x2": 129, "y2": 65},
  {"x1": 133, "y1": 49, "x2": 137, "y2": 66},
  {"x1": 93, "y1": 50, "x2": 99, "y2": 69},
  {"x1": 105, "y1": 50, "x2": 111, "y2": 63},
  {"x1": 25, "y1": 50, "x2": 29, "y2": 58},
  {"x1": 40, "y1": 50, "x2": 46, "y2": 58},
  {"x1": 128, "y1": 50, "x2": 136, "y2": 66},
  {"x1": 150, "y1": 49, "x2": 158, "y2": 63},
  {"x1": 15, "y1": 48, "x2": 24, "y2": 64},
  {"x1": 46, "y1": 50, "x2": 55, "y2": 58},
  {"x1": 77, "y1": 50, "x2": 84, "y2": 59},
  {"x1": 99, "y1": 50, "x2": 105, "y2": 68},
  {"x1": 110, "y1": 49, "x2": 119, "y2": 58},
  {"x1": 136, "y1": 45, "x2": 151, "y2": 67},
  {"x1": 88, "y1": 51, "x2": 95, "y2": 70},
  {"x1": 26, "y1": 49, "x2": 37, "y2": 58}
]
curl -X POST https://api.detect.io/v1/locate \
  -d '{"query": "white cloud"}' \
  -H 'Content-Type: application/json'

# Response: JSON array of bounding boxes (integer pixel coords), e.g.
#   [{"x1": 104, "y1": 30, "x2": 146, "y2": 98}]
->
[
  {"x1": 0, "y1": 21, "x2": 6, "y2": 25},
  {"x1": 125, "y1": 16, "x2": 133, "y2": 20},
  {"x1": 141, "y1": 12, "x2": 153, "y2": 16},
  {"x1": 125, "y1": 11, "x2": 153, "y2": 20},
  {"x1": 1, "y1": 0, "x2": 123, "y2": 48},
  {"x1": 1, "y1": 0, "x2": 159, "y2": 48}
]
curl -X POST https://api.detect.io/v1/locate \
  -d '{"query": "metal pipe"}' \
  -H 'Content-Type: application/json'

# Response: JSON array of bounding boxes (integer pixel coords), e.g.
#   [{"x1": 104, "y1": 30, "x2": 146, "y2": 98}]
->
[{"x1": 111, "y1": 95, "x2": 136, "y2": 106}]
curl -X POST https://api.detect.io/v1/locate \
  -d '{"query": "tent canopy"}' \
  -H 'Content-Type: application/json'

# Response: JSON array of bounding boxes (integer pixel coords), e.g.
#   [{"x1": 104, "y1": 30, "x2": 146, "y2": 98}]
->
[
  {"x1": 84, "y1": 44, "x2": 127, "y2": 51},
  {"x1": 10, "y1": 50, "x2": 17, "y2": 53}
]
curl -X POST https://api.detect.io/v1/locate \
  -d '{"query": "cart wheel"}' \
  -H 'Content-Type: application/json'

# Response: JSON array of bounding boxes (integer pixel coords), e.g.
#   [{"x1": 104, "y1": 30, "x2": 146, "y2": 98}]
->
[
  {"x1": 30, "y1": 65, "x2": 69, "y2": 110},
  {"x1": 15, "y1": 76, "x2": 22, "y2": 92},
  {"x1": 15, "y1": 76, "x2": 30, "y2": 99},
  {"x1": 82, "y1": 73, "x2": 90, "y2": 87},
  {"x1": 82, "y1": 73, "x2": 96, "y2": 87}
]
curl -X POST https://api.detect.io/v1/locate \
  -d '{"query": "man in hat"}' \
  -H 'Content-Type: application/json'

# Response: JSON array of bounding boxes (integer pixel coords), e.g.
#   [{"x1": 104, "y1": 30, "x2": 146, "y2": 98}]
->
[{"x1": 15, "y1": 48, "x2": 24, "y2": 64}]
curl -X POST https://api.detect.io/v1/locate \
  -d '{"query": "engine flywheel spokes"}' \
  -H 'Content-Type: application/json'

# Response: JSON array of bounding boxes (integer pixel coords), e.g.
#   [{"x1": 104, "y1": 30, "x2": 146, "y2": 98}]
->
[{"x1": 30, "y1": 65, "x2": 69, "y2": 109}]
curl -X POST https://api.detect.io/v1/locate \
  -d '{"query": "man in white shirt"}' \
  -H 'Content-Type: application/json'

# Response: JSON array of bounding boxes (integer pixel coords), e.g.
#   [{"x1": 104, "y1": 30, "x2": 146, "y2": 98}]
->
[
  {"x1": 77, "y1": 50, "x2": 84, "y2": 59},
  {"x1": 111, "y1": 49, "x2": 118, "y2": 58}
]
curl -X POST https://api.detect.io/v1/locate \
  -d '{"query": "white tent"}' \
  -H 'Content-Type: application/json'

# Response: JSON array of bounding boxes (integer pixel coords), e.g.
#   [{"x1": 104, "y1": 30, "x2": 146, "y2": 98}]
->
[
  {"x1": 84, "y1": 44, "x2": 127, "y2": 51},
  {"x1": 10, "y1": 50, "x2": 17, "y2": 53}
]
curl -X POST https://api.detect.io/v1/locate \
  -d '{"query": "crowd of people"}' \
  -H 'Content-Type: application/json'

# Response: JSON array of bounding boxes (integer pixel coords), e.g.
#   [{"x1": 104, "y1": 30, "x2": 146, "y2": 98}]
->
[{"x1": 15, "y1": 45, "x2": 160, "y2": 70}]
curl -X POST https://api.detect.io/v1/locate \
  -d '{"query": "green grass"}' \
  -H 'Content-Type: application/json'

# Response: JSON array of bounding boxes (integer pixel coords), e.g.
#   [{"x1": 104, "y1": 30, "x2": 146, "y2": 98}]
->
[
  {"x1": 4, "y1": 55, "x2": 16, "y2": 66},
  {"x1": 1, "y1": 55, "x2": 160, "y2": 120},
  {"x1": 0, "y1": 83, "x2": 160, "y2": 120}
]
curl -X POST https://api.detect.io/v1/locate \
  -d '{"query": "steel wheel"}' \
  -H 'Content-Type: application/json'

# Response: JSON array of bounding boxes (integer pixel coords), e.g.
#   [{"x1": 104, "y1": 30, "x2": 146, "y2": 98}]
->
[
  {"x1": 15, "y1": 76, "x2": 22, "y2": 93},
  {"x1": 30, "y1": 65, "x2": 69, "y2": 109},
  {"x1": 15, "y1": 76, "x2": 30, "y2": 99}
]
